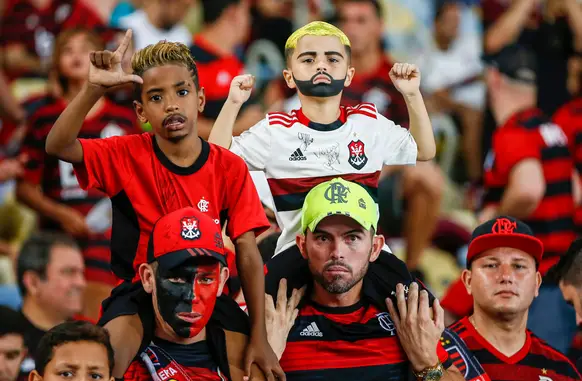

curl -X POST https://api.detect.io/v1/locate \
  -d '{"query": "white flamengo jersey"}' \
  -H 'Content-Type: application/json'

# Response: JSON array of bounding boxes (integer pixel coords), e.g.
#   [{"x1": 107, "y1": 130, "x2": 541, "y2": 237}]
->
[{"x1": 231, "y1": 103, "x2": 418, "y2": 255}]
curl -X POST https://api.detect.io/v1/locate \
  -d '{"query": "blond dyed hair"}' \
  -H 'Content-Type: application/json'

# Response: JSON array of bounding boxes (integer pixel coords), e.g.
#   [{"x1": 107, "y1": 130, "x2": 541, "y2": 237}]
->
[
  {"x1": 284, "y1": 21, "x2": 351, "y2": 62},
  {"x1": 131, "y1": 41, "x2": 199, "y2": 99}
]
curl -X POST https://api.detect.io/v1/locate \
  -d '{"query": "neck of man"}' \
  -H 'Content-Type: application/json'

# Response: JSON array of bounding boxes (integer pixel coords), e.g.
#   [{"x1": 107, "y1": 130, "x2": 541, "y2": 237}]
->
[
  {"x1": 156, "y1": 132, "x2": 202, "y2": 167},
  {"x1": 156, "y1": 324, "x2": 207, "y2": 345},
  {"x1": 492, "y1": 96, "x2": 536, "y2": 126},
  {"x1": 351, "y1": 46, "x2": 383, "y2": 77},
  {"x1": 298, "y1": 94, "x2": 343, "y2": 125},
  {"x1": 22, "y1": 297, "x2": 68, "y2": 331},
  {"x1": 470, "y1": 306, "x2": 528, "y2": 357},
  {"x1": 311, "y1": 281, "x2": 363, "y2": 308},
  {"x1": 198, "y1": 22, "x2": 238, "y2": 57}
]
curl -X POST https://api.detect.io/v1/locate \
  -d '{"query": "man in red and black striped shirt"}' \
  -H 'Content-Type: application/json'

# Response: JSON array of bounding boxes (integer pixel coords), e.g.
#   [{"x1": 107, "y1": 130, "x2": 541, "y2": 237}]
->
[
  {"x1": 443, "y1": 216, "x2": 581, "y2": 380},
  {"x1": 0, "y1": 0, "x2": 103, "y2": 79},
  {"x1": 441, "y1": 44, "x2": 578, "y2": 353},
  {"x1": 265, "y1": 178, "x2": 477, "y2": 381},
  {"x1": 552, "y1": 98, "x2": 582, "y2": 233}
]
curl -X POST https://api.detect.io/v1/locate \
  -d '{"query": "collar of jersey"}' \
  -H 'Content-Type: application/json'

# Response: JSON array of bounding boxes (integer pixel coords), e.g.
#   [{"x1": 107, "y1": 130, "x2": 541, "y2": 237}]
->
[
  {"x1": 296, "y1": 107, "x2": 346, "y2": 132},
  {"x1": 152, "y1": 135, "x2": 210, "y2": 175}
]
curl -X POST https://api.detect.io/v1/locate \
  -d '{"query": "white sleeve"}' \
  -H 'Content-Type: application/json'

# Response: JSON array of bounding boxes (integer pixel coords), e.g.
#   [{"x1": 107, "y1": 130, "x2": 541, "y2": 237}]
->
[
  {"x1": 230, "y1": 119, "x2": 271, "y2": 171},
  {"x1": 377, "y1": 114, "x2": 417, "y2": 165}
]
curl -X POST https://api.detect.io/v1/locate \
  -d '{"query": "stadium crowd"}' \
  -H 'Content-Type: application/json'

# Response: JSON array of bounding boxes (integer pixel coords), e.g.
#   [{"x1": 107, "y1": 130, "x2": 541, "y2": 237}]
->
[{"x1": 3, "y1": 0, "x2": 582, "y2": 380}]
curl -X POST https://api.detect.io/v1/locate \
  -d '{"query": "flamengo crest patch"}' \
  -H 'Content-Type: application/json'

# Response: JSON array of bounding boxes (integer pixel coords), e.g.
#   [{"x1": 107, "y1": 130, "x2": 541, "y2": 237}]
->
[
  {"x1": 348, "y1": 140, "x2": 368, "y2": 170},
  {"x1": 180, "y1": 217, "x2": 201, "y2": 240}
]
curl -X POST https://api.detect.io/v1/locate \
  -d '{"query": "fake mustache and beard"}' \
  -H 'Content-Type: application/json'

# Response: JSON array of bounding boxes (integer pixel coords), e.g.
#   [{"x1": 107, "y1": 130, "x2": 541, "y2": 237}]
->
[{"x1": 293, "y1": 71, "x2": 346, "y2": 98}]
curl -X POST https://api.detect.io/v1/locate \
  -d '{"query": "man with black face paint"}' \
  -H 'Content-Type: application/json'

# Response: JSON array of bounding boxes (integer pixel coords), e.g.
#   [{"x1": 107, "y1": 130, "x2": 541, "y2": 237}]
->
[
  {"x1": 208, "y1": 21, "x2": 437, "y2": 308},
  {"x1": 124, "y1": 207, "x2": 265, "y2": 381}
]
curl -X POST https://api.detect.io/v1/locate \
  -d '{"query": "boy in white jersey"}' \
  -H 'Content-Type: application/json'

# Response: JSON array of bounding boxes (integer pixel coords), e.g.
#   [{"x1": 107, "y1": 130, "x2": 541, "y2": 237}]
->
[{"x1": 210, "y1": 21, "x2": 436, "y2": 301}]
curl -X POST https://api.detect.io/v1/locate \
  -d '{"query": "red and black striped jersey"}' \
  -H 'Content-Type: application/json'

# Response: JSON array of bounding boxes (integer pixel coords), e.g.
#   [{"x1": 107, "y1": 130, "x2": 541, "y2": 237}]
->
[
  {"x1": 279, "y1": 300, "x2": 452, "y2": 381},
  {"x1": 0, "y1": 0, "x2": 103, "y2": 78},
  {"x1": 553, "y1": 98, "x2": 582, "y2": 233},
  {"x1": 482, "y1": 108, "x2": 576, "y2": 274},
  {"x1": 190, "y1": 35, "x2": 245, "y2": 120},
  {"x1": 447, "y1": 317, "x2": 581, "y2": 380},
  {"x1": 124, "y1": 338, "x2": 225, "y2": 381},
  {"x1": 19, "y1": 95, "x2": 138, "y2": 284},
  {"x1": 341, "y1": 55, "x2": 409, "y2": 127}
]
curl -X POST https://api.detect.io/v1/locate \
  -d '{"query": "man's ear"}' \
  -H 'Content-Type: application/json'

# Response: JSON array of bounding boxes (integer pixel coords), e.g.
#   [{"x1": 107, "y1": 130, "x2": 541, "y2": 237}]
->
[
  {"x1": 134, "y1": 100, "x2": 147, "y2": 123},
  {"x1": 217, "y1": 266, "x2": 230, "y2": 297},
  {"x1": 296, "y1": 234, "x2": 308, "y2": 259},
  {"x1": 369, "y1": 234, "x2": 384, "y2": 263},
  {"x1": 197, "y1": 87, "x2": 206, "y2": 113},
  {"x1": 343, "y1": 66, "x2": 356, "y2": 88},
  {"x1": 534, "y1": 271, "x2": 542, "y2": 297},
  {"x1": 139, "y1": 263, "x2": 155, "y2": 294},
  {"x1": 283, "y1": 69, "x2": 296, "y2": 89},
  {"x1": 23, "y1": 271, "x2": 42, "y2": 297},
  {"x1": 29, "y1": 370, "x2": 42, "y2": 381},
  {"x1": 461, "y1": 269, "x2": 473, "y2": 296}
]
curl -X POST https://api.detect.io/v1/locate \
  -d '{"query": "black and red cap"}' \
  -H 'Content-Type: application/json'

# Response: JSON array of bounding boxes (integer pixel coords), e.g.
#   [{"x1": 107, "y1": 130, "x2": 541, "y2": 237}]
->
[
  {"x1": 147, "y1": 207, "x2": 226, "y2": 273},
  {"x1": 467, "y1": 216, "x2": 543, "y2": 266}
]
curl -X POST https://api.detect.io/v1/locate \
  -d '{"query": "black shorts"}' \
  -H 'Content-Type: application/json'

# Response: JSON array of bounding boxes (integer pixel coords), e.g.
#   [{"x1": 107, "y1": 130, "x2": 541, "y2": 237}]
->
[
  {"x1": 377, "y1": 171, "x2": 407, "y2": 237},
  {"x1": 265, "y1": 245, "x2": 435, "y2": 309},
  {"x1": 97, "y1": 280, "x2": 249, "y2": 356}
]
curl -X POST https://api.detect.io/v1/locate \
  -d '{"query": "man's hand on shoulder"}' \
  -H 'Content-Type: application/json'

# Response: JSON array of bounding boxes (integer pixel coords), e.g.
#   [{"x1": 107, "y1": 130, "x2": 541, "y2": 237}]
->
[
  {"x1": 386, "y1": 282, "x2": 444, "y2": 373},
  {"x1": 265, "y1": 278, "x2": 306, "y2": 360}
]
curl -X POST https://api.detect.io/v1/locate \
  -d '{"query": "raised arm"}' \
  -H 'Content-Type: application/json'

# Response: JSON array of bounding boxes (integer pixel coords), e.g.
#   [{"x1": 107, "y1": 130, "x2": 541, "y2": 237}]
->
[
  {"x1": 484, "y1": 0, "x2": 537, "y2": 53},
  {"x1": 390, "y1": 63, "x2": 436, "y2": 161},
  {"x1": 45, "y1": 30, "x2": 142, "y2": 163},
  {"x1": 208, "y1": 74, "x2": 255, "y2": 149}
]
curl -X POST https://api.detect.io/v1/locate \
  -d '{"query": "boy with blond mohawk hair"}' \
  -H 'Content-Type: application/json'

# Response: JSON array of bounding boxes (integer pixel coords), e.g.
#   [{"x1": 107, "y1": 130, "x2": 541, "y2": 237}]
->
[
  {"x1": 45, "y1": 30, "x2": 283, "y2": 381},
  {"x1": 211, "y1": 22, "x2": 437, "y2": 304}
]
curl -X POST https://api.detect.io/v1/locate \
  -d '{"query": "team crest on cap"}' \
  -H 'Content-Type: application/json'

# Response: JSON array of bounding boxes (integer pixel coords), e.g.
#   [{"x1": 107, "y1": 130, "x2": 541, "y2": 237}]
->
[
  {"x1": 492, "y1": 218, "x2": 516, "y2": 234},
  {"x1": 348, "y1": 140, "x2": 368, "y2": 170},
  {"x1": 181, "y1": 217, "x2": 201, "y2": 240},
  {"x1": 324, "y1": 182, "x2": 349, "y2": 204}
]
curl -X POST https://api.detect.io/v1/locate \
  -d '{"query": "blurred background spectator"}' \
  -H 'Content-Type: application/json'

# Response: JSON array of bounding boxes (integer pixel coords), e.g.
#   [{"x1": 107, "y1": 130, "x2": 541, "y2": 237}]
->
[
  {"x1": 14, "y1": 233, "x2": 86, "y2": 378},
  {"x1": 1, "y1": 0, "x2": 582, "y2": 372}
]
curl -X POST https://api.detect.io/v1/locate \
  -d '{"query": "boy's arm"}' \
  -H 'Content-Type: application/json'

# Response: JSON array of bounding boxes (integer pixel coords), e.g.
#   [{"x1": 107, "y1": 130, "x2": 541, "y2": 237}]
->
[
  {"x1": 208, "y1": 75, "x2": 255, "y2": 149},
  {"x1": 45, "y1": 30, "x2": 142, "y2": 163},
  {"x1": 235, "y1": 232, "x2": 285, "y2": 381},
  {"x1": 389, "y1": 63, "x2": 436, "y2": 161}
]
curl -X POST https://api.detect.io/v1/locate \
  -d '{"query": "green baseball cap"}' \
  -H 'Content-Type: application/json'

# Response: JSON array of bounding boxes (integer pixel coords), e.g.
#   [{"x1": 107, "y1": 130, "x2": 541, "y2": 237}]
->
[{"x1": 301, "y1": 178, "x2": 378, "y2": 233}]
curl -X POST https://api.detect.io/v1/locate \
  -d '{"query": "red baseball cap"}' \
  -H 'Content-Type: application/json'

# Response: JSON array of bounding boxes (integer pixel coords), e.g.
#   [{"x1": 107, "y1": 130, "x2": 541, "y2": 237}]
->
[
  {"x1": 466, "y1": 216, "x2": 543, "y2": 266},
  {"x1": 146, "y1": 207, "x2": 226, "y2": 272}
]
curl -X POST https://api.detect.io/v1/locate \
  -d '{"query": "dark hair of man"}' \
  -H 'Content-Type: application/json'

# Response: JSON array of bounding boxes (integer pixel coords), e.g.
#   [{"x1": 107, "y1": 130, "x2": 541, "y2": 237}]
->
[
  {"x1": 201, "y1": 0, "x2": 241, "y2": 24},
  {"x1": 548, "y1": 238, "x2": 582, "y2": 286},
  {"x1": 16, "y1": 232, "x2": 79, "y2": 296},
  {"x1": 34, "y1": 321, "x2": 114, "y2": 376},
  {"x1": 344, "y1": 0, "x2": 382, "y2": 19},
  {"x1": 0, "y1": 306, "x2": 26, "y2": 339}
]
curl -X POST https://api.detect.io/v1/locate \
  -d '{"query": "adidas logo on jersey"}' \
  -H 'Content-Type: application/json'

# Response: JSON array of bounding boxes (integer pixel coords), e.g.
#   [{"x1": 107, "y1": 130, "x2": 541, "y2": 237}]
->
[
  {"x1": 289, "y1": 148, "x2": 307, "y2": 161},
  {"x1": 300, "y1": 322, "x2": 323, "y2": 337}
]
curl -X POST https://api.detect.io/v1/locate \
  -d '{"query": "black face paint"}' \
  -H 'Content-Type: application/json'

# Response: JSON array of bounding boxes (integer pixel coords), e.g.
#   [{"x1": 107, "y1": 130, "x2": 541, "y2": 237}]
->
[
  {"x1": 293, "y1": 72, "x2": 346, "y2": 97},
  {"x1": 154, "y1": 261, "x2": 220, "y2": 338}
]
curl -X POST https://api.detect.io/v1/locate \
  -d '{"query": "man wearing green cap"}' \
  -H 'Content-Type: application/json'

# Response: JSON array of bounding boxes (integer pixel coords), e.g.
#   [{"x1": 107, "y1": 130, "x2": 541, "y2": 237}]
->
[{"x1": 264, "y1": 178, "x2": 477, "y2": 381}]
